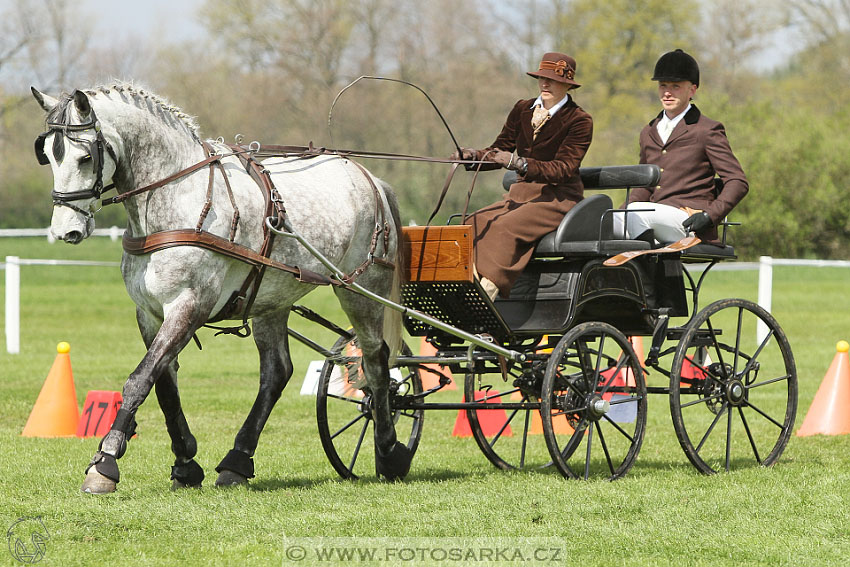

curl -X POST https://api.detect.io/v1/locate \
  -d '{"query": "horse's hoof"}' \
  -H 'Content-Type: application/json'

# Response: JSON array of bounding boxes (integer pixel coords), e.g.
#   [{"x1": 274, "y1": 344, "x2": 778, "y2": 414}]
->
[
  {"x1": 215, "y1": 470, "x2": 249, "y2": 487},
  {"x1": 81, "y1": 469, "x2": 117, "y2": 494},
  {"x1": 171, "y1": 459, "x2": 204, "y2": 490},
  {"x1": 375, "y1": 442, "x2": 413, "y2": 481},
  {"x1": 171, "y1": 479, "x2": 202, "y2": 491}
]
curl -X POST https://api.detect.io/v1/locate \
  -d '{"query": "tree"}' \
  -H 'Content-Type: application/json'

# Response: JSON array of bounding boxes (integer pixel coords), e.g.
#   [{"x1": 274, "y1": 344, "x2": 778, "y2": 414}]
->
[
  {"x1": 547, "y1": 0, "x2": 700, "y2": 164},
  {"x1": 698, "y1": 0, "x2": 788, "y2": 94}
]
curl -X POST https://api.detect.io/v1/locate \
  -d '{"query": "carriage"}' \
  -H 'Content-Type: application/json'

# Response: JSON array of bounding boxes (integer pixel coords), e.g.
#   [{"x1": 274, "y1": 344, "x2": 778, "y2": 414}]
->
[
  {"x1": 34, "y1": 84, "x2": 797, "y2": 491},
  {"x1": 307, "y1": 164, "x2": 798, "y2": 481}
]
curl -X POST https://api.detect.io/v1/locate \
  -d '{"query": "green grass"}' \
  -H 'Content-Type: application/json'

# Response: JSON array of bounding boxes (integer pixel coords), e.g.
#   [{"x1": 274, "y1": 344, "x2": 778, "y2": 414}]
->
[{"x1": 1, "y1": 237, "x2": 849, "y2": 566}]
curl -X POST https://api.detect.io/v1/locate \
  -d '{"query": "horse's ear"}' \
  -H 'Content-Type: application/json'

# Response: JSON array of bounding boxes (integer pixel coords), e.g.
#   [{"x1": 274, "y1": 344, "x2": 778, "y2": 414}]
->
[
  {"x1": 73, "y1": 90, "x2": 92, "y2": 118},
  {"x1": 31, "y1": 87, "x2": 58, "y2": 112}
]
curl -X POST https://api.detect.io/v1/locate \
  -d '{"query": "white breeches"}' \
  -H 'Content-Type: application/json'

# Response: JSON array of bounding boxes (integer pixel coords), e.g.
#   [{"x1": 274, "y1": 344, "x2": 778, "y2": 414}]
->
[{"x1": 613, "y1": 202, "x2": 689, "y2": 244}]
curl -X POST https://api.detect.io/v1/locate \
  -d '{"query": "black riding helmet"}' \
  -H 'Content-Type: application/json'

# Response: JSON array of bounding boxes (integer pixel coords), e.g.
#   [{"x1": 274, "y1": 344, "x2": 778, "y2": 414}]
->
[{"x1": 652, "y1": 49, "x2": 699, "y2": 86}]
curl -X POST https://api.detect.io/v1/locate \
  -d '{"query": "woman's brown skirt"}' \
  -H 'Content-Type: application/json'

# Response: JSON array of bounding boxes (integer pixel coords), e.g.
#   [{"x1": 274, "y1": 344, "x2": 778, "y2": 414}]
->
[{"x1": 468, "y1": 181, "x2": 580, "y2": 297}]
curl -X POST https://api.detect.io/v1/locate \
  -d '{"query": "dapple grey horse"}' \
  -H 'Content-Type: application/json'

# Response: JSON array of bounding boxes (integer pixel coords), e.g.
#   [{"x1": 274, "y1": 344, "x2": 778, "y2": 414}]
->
[{"x1": 32, "y1": 84, "x2": 411, "y2": 493}]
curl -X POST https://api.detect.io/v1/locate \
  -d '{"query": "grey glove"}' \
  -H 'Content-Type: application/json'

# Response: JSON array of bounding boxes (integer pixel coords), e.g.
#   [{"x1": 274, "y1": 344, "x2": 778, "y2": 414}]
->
[{"x1": 682, "y1": 211, "x2": 712, "y2": 233}]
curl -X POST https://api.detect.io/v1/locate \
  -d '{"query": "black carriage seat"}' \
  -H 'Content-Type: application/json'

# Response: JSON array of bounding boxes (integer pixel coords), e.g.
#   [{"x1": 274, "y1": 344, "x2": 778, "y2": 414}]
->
[{"x1": 501, "y1": 165, "x2": 661, "y2": 258}]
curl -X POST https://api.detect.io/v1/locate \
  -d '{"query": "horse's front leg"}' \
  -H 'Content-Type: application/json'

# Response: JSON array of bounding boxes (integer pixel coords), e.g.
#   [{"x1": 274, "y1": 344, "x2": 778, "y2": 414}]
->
[
  {"x1": 215, "y1": 311, "x2": 293, "y2": 486},
  {"x1": 81, "y1": 296, "x2": 208, "y2": 494}
]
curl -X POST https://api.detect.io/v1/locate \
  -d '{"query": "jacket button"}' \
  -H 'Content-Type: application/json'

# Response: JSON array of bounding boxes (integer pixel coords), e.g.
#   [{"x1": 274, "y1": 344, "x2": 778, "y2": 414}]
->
[{"x1": 662, "y1": 150, "x2": 667, "y2": 154}]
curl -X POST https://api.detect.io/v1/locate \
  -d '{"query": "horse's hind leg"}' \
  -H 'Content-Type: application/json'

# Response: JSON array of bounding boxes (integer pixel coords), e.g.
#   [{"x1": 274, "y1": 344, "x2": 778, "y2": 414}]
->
[
  {"x1": 215, "y1": 311, "x2": 293, "y2": 486},
  {"x1": 338, "y1": 291, "x2": 412, "y2": 481},
  {"x1": 82, "y1": 301, "x2": 206, "y2": 494}
]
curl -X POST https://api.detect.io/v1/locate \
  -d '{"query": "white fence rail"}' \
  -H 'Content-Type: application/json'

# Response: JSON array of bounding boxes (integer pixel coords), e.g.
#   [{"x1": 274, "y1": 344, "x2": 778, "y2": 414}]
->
[
  {"x1": 0, "y1": 226, "x2": 125, "y2": 241},
  {"x1": 3, "y1": 254, "x2": 849, "y2": 354}
]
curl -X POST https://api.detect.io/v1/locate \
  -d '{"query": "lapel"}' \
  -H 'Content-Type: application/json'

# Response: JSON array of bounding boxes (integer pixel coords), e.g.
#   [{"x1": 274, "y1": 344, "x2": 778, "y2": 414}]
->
[
  {"x1": 665, "y1": 104, "x2": 701, "y2": 146},
  {"x1": 647, "y1": 110, "x2": 664, "y2": 147}
]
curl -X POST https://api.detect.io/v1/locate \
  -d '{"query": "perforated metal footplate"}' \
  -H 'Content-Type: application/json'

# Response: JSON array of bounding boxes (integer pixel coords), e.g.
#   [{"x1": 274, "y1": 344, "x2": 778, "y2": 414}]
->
[{"x1": 401, "y1": 281, "x2": 510, "y2": 339}]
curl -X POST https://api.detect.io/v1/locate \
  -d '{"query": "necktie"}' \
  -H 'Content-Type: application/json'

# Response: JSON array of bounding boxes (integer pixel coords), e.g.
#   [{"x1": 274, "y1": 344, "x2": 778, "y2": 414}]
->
[
  {"x1": 658, "y1": 119, "x2": 674, "y2": 143},
  {"x1": 531, "y1": 106, "x2": 550, "y2": 140}
]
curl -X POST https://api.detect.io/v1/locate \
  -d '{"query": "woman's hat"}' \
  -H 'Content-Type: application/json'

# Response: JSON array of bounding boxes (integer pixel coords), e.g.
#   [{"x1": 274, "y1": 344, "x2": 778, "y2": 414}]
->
[{"x1": 527, "y1": 52, "x2": 580, "y2": 88}]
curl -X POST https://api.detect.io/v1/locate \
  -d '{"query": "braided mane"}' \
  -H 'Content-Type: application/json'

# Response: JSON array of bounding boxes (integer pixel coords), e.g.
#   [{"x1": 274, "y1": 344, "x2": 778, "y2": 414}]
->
[{"x1": 82, "y1": 82, "x2": 201, "y2": 142}]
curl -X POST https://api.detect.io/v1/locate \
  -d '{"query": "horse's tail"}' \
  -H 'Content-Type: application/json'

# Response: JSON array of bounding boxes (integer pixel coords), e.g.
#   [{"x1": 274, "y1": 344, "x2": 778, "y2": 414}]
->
[{"x1": 381, "y1": 180, "x2": 405, "y2": 365}]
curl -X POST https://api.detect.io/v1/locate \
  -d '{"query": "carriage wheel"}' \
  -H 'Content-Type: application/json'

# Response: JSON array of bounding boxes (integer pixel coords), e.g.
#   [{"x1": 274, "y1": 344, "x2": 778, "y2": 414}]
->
[
  {"x1": 316, "y1": 334, "x2": 424, "y2": 480},
  {"x1": 669, "y1": 298, "x2": 797, "y2": 474},
  {"x1": 540, "y1": 322, "x2": 647, "y2": 480},
  {"x1": 464, "y1": 359, "x2": 555, "y2": 472}
]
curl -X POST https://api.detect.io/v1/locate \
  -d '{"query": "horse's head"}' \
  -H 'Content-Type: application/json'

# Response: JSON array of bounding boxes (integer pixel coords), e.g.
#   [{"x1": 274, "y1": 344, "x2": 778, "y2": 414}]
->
[{"x1": 32, "y1": 87, "x2": 119, "y2": 244}]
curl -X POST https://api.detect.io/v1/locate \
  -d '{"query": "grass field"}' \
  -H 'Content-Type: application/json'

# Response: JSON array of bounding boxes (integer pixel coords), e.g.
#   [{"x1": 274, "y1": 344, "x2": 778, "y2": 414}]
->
[{"x1": 1, "y1": 237, "x2": 849, "y2": 566}]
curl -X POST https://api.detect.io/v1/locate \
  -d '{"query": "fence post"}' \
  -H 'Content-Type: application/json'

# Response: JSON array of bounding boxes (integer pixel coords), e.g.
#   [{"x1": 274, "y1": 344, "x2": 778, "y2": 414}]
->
[
  {"x1": 5, "y1": 256, "x2": 20, "y2": 354},
  {"x1": 757, "y1": 255, "x2": 773, "y2": 344}
]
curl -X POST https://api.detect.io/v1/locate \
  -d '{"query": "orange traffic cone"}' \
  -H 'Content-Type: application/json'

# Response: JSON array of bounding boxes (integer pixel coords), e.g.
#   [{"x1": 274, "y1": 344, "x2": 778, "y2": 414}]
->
[
  {"x1": 22, "y1": 342, "x2": 80, "y2": 437},
  {"x1": 452, "y1": 390, "x2": 511, "y2": 437},
  {"x1": 629, "y1": 336, "x2": 645, "y2": 368},
  {"x1": 797, "y1": 341, "x2": 850, "y2": 437}
]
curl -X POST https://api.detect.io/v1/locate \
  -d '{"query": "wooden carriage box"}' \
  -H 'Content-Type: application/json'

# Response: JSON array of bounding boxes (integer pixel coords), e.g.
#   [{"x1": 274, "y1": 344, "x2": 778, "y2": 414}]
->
[{"x1": 402, "y1": 225, "x2": 473, "y2": 283}]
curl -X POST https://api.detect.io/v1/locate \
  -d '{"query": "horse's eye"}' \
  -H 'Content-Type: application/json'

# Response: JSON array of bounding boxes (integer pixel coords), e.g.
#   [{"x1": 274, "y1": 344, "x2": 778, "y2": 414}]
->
[{"x1": 78, "y1": 154, "x2": 92, "y2": 164}]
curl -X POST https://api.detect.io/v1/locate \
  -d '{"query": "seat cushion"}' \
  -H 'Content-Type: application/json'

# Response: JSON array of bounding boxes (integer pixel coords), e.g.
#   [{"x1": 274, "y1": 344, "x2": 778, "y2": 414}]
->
[
  {"x1": 534, "y1": 236, "x2": 650, "y2": 257},
  {"x1": 681, "y1": 243, "x2": 737, "y2": 262}
]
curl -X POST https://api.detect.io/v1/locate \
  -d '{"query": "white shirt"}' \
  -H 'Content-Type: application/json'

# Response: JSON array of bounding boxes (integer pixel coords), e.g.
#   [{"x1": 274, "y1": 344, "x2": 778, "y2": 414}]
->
[
  {"x1": 657, "y1": 103, "x2": 691, "y2": 144},
  {"x1": 530, "y1": 93, "x2": 571, "y2": 116}
]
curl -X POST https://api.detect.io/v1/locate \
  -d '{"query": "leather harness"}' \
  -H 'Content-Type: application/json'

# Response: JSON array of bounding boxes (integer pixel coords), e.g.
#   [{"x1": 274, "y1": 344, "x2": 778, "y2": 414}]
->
[{"x1": 114, "y1": 141, "x2": 395, "y2": 337}]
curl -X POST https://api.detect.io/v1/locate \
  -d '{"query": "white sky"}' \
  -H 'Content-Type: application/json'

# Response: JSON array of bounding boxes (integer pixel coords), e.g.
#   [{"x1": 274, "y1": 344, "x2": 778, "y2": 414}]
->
[{"x1": 83, "y1": 0, "x2": 205, "y2": 42}]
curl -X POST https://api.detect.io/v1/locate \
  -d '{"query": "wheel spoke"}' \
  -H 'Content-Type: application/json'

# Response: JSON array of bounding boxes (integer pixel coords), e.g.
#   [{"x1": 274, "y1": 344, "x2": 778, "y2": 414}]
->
[
  {"x1": 738, "y1": 406, "x2": 762, "y2": 464},
  {"x1": 695, "y1": 401, "x2": 728, "y2": 453},
  {"x1": 600, "y1": 354, "x2": 630, "y2": 396},
  {"x1": 725, "y1": 402, "x2": 733, "y2": 472},
  {"x1": 326, "y1": 392, "x2": 365, "y2": 404},
  {"x1": 330, "y1": 412, "x2": 368, "y2": 440},
  {"x1": 584, "y1": 422, "x2": 594, "y2": 480},
  {"x1": 595, "y1": 421, "x2": 616, "y2": 475},
  {"x1": 520, "y1": 405, "x2": 531, "y2": 468},
  {"x1": 488, "y1": 407, "x2": 522, "y2": 448},
  {"x1": 740, "y1": 328, "x2": 776, "y2": 377},
  {"x1": 679, "y1": 391, "x2": 724, "y2": 409},
  {"x1": 681, "y1": 353, "x2": 726, "y2": 387},
  {"x1": 594, "y1": 333, "x2": 607, "y2": 379},
  {"x1": 732, "y1": 306, "x2": 743, "y2": 378},
  {"x1": 601, "y1": 412, "x2": 636, "y2": 443},
  {"x1": 705, "y1": 317, "x2": 728, "y2": 373},
  {"x1": 347, "y1": 418, "x2": 370, "y2": 472},
  {"x1": 742, "y1": 399, "x2": 785, "y2": 429},
  {"x1": 746, "y1": 373, "x2": 791, "y2": 389}
]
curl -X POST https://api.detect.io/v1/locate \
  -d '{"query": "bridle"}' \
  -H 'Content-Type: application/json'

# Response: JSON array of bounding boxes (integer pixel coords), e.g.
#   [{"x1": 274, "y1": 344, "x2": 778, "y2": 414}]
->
[{"x1": 34, "y1": 103, "x2": 118, "y2": 219}]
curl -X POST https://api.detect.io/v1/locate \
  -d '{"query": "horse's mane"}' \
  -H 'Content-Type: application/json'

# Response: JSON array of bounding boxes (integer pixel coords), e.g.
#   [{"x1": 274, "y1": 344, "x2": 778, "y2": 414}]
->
[{"x1": 46, "y1": 82, "x2": 201, "y2": 142}]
